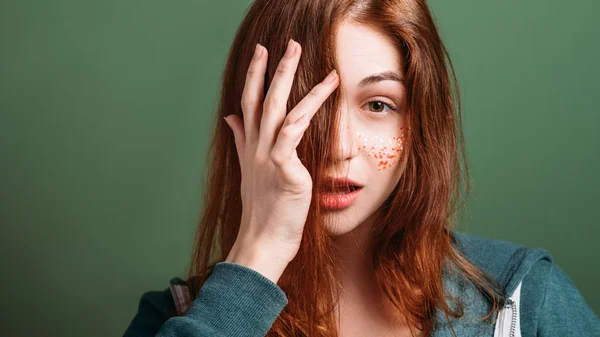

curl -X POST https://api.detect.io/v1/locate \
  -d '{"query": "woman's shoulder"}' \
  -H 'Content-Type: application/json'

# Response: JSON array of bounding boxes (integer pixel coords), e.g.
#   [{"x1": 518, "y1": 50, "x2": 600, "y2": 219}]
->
[
  {"x1": 449, "y1": 229, "x2": 600, "y2": 336},
  {"x1": 450, "y1": 229, "x2": 553, "y2": 293}
]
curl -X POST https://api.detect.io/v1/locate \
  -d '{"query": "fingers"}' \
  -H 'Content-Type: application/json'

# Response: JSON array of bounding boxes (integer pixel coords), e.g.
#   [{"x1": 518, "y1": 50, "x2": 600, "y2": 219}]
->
[
  {"x1": 270, "y1": 69, "x2": 339, "y2": 166},
  {"x1": 238, "y1": 39, "x2": 339, "y2": 168},
  {"x1": 241, "y1": 43, "x2": 268, "y2": 144},
  {"x1": 286, "y1": 69, "x2": 339, "y2": 124},
  {"x1": 259, "y1": 39, "x2": 302, "y2": 151}
]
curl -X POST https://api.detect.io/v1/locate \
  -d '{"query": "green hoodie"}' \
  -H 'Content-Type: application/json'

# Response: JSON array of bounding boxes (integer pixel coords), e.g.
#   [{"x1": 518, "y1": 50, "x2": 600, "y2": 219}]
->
[{"x1": 123, "y1": 230, "x2": 600, "y2": 336}]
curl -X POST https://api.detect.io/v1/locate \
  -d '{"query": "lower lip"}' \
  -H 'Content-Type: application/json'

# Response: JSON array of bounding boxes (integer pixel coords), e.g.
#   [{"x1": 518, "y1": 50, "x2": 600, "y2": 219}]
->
[{"x1": 318, "y1": 187, "x2": 362, "y2": 210}]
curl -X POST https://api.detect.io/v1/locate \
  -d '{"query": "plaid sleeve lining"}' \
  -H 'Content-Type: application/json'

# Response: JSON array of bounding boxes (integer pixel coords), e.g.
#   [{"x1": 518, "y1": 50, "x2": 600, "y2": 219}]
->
[{"x1": 168, "y1": 277, "x2": 192, "y2": 316}]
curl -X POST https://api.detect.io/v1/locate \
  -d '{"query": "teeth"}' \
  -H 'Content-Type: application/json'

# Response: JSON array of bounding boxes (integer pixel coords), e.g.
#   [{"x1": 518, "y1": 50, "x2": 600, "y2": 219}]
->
[
  {"x1": 322, "y1": 185, "x2": 356, "y2": 194},
  {"x1": 327, "y1": 190, "x2": 351, "y2": 195}
]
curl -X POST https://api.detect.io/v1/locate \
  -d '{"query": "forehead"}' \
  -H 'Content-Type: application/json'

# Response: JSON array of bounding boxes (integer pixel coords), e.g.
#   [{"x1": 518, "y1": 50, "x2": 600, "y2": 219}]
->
[{"x1": 335, "y1": 21, "x2": 404, "y2": 88}]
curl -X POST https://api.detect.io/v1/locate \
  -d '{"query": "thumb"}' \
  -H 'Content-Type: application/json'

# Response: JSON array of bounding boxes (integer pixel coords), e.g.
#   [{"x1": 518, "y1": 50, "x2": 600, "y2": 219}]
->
[{"x1": 223, "y1": 114, "x2": 246, "y2": 167}]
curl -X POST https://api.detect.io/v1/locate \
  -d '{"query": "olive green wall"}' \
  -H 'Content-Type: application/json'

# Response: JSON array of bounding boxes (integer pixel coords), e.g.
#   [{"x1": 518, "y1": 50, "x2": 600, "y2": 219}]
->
[{"x1": 1, "y1": 0, "x2": 598, "y2": 336}]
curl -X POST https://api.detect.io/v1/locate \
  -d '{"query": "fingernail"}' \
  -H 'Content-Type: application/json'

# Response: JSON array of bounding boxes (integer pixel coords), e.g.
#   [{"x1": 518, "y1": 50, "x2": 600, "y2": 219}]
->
[
  {"x1": 285, "y1": 39, "x2": 296, "y2": 58},
  {"x1": 323, "y1": 69, "x2": 337, "y2": 84},
  {"x1": 253, "y1": 43, "x2": 263, "y2": 60}
]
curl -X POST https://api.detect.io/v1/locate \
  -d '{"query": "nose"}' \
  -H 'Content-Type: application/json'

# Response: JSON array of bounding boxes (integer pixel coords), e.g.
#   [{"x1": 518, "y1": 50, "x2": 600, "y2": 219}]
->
[{"x1": 329, "y1": 104, "x2": 359, "y2": 163}]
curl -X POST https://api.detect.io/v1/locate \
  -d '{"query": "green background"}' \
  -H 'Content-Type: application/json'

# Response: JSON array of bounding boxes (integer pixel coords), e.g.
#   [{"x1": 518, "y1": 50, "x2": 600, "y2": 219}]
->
[{"x1": 1, "y1": 0, "x2": 598, "y2": 336}]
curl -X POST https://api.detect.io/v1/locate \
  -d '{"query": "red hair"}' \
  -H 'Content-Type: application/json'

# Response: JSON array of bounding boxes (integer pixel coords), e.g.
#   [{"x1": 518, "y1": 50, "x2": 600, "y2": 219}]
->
[{"x1": 186, "y1": 0, "x2": 505, "y2": 336}]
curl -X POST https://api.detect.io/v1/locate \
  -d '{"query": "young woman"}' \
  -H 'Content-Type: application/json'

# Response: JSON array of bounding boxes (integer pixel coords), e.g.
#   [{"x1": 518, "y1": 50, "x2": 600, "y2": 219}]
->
[{"x1": 123, "y1": 0, "x2": 600, "y2": 336}]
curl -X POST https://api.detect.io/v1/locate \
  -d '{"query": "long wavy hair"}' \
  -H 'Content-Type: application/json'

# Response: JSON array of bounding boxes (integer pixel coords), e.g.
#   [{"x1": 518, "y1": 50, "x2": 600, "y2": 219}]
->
[{"x1": 186, "y1": 0, "x2": 506, "y2": 336}]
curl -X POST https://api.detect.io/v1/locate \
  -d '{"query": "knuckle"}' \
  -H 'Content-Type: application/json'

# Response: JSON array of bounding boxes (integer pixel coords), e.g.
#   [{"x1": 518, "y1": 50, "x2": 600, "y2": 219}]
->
[
  {"x1": 307, "y1": 86, "x2": 320, "y2": 98},
  {"x1": 270, "y1": 151, "x2": 284, "y2": 166},
  {"x1": 241, "y1": 94, "x2": 258, "y2": 110},
  {"x1": 279, "y1": 125, "x2": 295, "y2": 140},
  {"x1": 246, "y1": 64, "x2": 257, "y2": 75},
  {"x1": 283, "y1": 114, "x2": 297, "y2": 127},
  {"x1": 276, "y1": 61, "x2": 288, "y2": 74},
  {"x1": 263, "y1": 97, "x2": 280, "y2": 112}
]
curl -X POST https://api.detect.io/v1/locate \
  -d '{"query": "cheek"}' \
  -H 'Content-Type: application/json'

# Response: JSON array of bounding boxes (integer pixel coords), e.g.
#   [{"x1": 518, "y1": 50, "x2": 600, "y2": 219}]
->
[{"x1": 356, "y1": 127, "x2": 407, "y2": 171}]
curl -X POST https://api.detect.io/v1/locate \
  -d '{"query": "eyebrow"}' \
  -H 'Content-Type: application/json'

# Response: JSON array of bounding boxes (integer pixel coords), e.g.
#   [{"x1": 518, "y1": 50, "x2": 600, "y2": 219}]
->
[{"x1": 358, "y1": 71, "x2": 404, "y2": 87}]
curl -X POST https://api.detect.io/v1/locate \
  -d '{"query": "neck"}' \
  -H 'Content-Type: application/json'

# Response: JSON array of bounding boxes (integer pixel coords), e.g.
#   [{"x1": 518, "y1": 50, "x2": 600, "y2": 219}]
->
[
  {"x1": 330, "y1": 210, "x2": 380, "y2": 292},
  {"x1": 329, "y1": 211, "x2": 413, "y2": 332}
]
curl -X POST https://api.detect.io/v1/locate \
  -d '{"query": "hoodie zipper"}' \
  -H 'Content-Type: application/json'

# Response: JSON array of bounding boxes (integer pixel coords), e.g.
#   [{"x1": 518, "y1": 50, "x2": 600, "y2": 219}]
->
[
  {"x1": 505, "y1": 298, "x2": 518, "y2": 337},
  {"x1": 494, "y1": 281, "x2": 522, "y2": 337}
]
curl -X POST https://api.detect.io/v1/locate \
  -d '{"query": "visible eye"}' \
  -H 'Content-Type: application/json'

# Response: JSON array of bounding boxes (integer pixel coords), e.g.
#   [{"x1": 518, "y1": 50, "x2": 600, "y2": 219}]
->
[{"x1": 364, "y1": 99, "x2": 399, "y2": 116}]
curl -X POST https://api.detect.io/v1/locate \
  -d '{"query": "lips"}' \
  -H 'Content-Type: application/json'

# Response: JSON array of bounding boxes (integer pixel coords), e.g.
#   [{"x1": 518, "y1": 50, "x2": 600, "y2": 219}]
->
[
  {"x1": 318, "y1": 177, "x2": 364, "y2": 194},
  {"x1": 318, "y1": 180, "x2": 363, "y2": 209}
]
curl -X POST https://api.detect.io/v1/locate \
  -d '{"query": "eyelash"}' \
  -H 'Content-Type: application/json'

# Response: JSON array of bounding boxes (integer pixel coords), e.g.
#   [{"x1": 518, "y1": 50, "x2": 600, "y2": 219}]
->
[{"x1": 364, "y1": 98, "x2": 399, "y2": 116}]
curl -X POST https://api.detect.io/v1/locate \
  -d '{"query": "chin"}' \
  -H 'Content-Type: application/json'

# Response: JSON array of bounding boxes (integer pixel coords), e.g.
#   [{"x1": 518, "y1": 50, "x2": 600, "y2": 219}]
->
[
  {"x1": 324, "y1": 223, "x2": 358, "y2": 237},
  {"x1": 321, "y1": 210, "x2": 366, "y2": 237}
]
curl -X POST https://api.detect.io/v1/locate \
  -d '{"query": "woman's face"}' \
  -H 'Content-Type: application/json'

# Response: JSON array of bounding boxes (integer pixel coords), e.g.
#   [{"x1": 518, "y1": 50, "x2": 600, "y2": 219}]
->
[{"x1": 322, "y1": 20, "x2": 408, "y2": 236}]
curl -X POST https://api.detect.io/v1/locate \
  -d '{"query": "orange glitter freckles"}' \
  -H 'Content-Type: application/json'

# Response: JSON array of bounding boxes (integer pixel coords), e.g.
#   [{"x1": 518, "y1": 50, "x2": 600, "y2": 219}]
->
[{"x1": 356, "y1": 127, "x2": 406, "y2": 171}]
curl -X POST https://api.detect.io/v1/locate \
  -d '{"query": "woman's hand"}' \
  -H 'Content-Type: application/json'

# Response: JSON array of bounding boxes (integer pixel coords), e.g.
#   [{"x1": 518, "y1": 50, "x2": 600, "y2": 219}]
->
[{"x1": 223, "y1": 39, "x2": 339, "y2": 283}]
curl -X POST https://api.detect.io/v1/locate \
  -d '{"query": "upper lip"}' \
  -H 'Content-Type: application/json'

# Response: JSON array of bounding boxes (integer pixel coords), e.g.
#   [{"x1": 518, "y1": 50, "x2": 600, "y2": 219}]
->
[{"x1": 320, "y1": 177, "x2": 364, "y2": 188}]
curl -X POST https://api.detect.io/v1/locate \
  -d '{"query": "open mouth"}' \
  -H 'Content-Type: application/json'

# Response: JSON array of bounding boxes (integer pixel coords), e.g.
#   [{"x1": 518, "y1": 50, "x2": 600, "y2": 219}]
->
[
  {"x1": 320, "y1": 185, "x2": 361, "y2": 195},
  {"x1": 318, "y1": 184, "x2": 363, "y2": 209}
]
